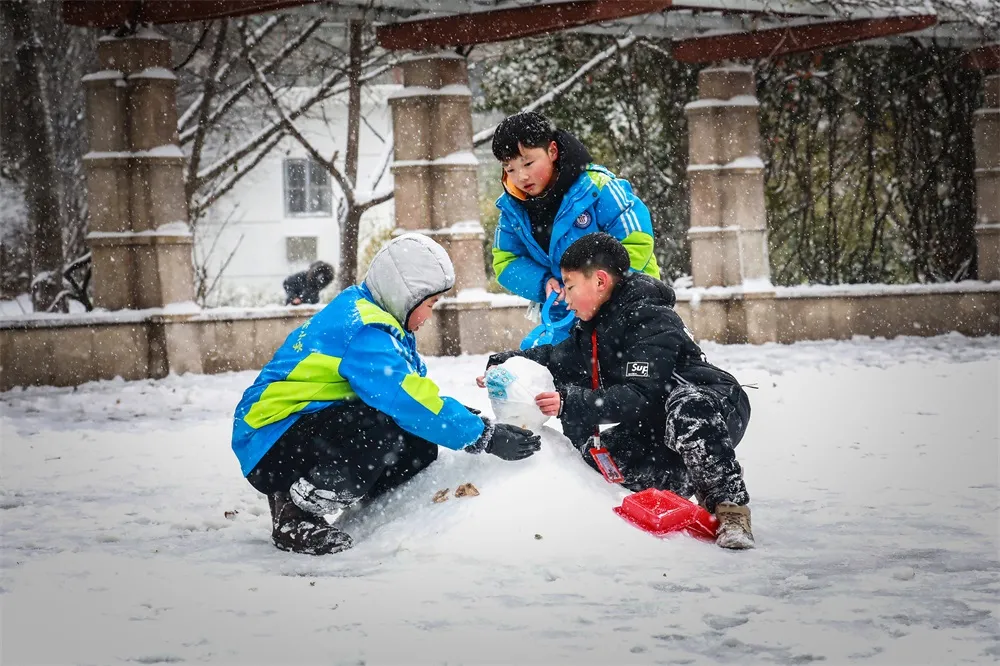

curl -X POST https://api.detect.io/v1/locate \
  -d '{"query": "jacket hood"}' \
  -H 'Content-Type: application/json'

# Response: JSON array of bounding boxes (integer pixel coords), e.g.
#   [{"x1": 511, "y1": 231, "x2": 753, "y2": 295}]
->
[
  {"x1": 622, "y1": 273, "x2": 676, "y2": 308},
  {"x1": 363, "y1": 233, "x2": 455, "y2": 327}
]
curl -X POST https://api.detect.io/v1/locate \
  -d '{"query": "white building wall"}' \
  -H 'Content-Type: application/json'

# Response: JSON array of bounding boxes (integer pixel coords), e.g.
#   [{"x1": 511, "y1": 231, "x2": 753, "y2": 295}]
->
[{"x1": 197, "y1": 84, "x2": 398, "y2": 306}]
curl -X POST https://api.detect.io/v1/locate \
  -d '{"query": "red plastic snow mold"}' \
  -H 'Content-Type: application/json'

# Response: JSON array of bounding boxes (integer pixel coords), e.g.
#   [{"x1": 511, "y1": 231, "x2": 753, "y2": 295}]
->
[{"x1": 614, "y1": 488, "x2": 718, "y2": 541}]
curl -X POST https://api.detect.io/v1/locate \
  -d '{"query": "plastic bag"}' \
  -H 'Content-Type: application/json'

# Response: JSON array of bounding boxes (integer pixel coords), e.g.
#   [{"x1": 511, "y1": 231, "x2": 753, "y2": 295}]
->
[{"x1": 485, "y1": 356, "x2": 555, "y2": 432}]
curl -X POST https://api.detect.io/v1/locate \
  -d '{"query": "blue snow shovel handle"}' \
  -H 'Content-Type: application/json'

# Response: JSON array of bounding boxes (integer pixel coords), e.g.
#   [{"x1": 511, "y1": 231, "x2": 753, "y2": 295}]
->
[{"x1": 519, "y1": 291, "x2": 577, "y2": 350}]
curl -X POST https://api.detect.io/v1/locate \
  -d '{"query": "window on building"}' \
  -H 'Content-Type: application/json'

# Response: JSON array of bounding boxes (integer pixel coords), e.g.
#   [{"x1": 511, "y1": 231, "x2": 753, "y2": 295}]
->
[
  {"x1": 284, "y1": 158, "x2": 332, "y2": 216},
  {"x1": 285, "y1": 236, "x2": 318, "y2": 265}
]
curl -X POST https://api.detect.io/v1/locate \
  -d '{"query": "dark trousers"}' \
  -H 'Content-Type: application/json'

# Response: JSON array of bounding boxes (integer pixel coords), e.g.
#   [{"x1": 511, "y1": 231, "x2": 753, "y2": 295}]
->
[
  {"x1": 564, "y1": 384, "x2": 751, "y2": 512},
  {"x1": 246, "y1": 402, "x2": 438, "y2": 503}
]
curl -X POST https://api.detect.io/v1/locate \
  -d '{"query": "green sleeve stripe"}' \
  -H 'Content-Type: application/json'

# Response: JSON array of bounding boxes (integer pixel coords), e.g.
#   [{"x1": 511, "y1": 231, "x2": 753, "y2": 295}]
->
[
  {"x1": 492, "y1": 247, "x2": 518, "y2": 278},
  {"x1": 621, "y1": 230, "x2": 661, "y2": 279},
  {"x1": 286, "y1": 352, "x2": 342, "y2": 382},
  {"x1": 586, "y1": 169, "x2": 613, "y2": 190},
  {"x1": 401, "y1": 373, "x2": 445, "y2": 415},
  {"x1": 356, "y1": 298, "x2": 403, "y2": 334},
  {"x1": 244, "y1": 352, "x2": 356, "y2": 429}
]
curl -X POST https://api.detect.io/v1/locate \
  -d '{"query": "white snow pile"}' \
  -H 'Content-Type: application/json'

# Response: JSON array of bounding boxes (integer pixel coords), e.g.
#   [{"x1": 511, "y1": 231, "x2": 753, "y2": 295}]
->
[{"x1": 1, "y1": 333, "x2": 998, "y2": 665}]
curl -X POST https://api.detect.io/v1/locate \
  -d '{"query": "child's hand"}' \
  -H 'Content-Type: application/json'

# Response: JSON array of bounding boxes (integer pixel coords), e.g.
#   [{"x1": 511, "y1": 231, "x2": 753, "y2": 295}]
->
[
  {"x1": 476, "y1": 375, "x2": 486, "y2": 388},
  {"x1": 545, "y1": 278, "x2": 563, "y2": 301},
  {"x1": 535, "y1": 391, "x2": 561, "y2": 417}
]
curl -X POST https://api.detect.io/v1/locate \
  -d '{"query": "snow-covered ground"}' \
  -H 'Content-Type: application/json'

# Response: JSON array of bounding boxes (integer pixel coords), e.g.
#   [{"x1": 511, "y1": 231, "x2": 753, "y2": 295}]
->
[{"x1": 2, "y1": 334, "x2": 998, "y2": 665}]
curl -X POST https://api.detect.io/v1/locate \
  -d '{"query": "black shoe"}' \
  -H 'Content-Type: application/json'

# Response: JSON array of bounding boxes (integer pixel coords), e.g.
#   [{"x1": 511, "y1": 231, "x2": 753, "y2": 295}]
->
[{"x1": 268, "y1": 492, "x2": 353, "y2": 555}]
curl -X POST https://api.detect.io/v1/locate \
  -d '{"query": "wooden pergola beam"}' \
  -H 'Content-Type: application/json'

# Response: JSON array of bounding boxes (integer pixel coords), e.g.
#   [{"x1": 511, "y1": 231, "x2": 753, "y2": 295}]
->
[
  {"x1": 376, "y1": 0, "x2": 673, "y2": 51},
  {"x1": 672, "y1": 14, "x2": 938, "y2": 63},
  {"x1": 62, "y1": 0, "x2": 317, "y2": 28},
  {"x1": 962, "y1": 43, "x2": 1000, "y2": 70}
]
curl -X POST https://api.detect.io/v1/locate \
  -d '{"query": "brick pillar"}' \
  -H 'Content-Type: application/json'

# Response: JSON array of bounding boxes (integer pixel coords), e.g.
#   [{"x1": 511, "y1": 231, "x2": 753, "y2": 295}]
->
[
  {"x1": 974, "y1": 73, "x2": 1000, "y2": 281},
  {"x1": 388, "y1": 53, "x2": 496, "y2": 354},
  {"x1": 685, "y1": 65, "x2": 776, "y2": 343},
  {"x1": 82, "y1": 30, "x2": 194, "y2": 310}
]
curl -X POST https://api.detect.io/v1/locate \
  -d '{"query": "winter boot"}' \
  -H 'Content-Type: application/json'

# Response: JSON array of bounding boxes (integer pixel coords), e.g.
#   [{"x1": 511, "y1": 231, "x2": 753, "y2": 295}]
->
[
  {"x1": 714, "y1": 502, "x2": 754, "y2": 550},
  {"x1": 290, "y1": 477, "x2": 350, "y2": 524},
  {"x1": 269, "y1": 492, "x2": 353, "y2": 555}
]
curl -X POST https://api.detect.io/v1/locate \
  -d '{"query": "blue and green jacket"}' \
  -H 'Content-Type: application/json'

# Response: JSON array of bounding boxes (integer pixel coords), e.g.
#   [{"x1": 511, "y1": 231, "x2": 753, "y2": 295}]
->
[
  {"x1": 231, "y1": 284, "x2": 485, "y2": 476},
  {"x1": 492, "y1": 165, "x2": 660, "y2": 303}
]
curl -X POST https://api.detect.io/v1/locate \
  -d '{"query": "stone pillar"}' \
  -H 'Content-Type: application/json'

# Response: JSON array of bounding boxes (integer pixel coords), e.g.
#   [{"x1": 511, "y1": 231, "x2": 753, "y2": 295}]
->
[
  {"x1": 389, "y1": 53, "x2": 487, "y2": 293},
  {"x1": 388, "y1": 53, "x2": 495, "y2": 354},
  {"x1": 684, "y1": 64, "x2": 776, "y2": 343},
  {"x1": 973, "y1": 73, "x2": 1000, "y2": 282},
  {"x1": 685, "y1": 65, "x2": 771, "y2": 288},
  {"x1": 82, "y1": 29, "x2": 194, "y2": 310}
]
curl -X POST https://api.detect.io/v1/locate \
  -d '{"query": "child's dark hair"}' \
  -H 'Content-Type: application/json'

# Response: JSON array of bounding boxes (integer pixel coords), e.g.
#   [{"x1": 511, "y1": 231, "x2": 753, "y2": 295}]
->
[
  {"x1": 560, "y1": 233, "x2": 630, "y2": 278},
  {"x1": 491, "y1": 112, "x2": 556, "y2": 162}
]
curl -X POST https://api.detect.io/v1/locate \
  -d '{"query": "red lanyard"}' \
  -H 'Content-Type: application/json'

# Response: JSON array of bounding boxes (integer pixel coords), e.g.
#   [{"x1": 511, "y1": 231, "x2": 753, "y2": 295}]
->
[
  {"x1": 590, "y1": 328, "x2": 601, "y2": 445},
  {"x1": 587, "y1": 326, "x2": 624, "y2": 483},
  {"x1": 590, "y1": 328, "x2": 600, "y2": 390}
]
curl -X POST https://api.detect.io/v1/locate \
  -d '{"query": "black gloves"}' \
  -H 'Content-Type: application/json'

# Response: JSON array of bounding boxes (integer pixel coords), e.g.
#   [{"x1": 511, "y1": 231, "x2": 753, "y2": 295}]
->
[
  {"x1": 485, "y1": 351, "x2": 518, "y2": 375},
  {"x1": 467, "y1": 418, "x2": 541, "y2": 461},
  {"x1": 485, "y1": 423, "x2": 542, "y2": 461}
]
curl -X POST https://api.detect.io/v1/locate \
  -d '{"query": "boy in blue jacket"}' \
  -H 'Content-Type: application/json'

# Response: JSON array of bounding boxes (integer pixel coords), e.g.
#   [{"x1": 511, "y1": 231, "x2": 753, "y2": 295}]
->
[
  {"x1": 491, "y1": 112, "x2": 660, "y2": 344},
  {"x1": 232, "y1": 234, "x2": 541, "y2": 555}
]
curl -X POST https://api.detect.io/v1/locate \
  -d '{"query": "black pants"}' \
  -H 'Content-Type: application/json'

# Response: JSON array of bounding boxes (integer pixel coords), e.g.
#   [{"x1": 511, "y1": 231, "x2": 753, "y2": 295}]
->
[
  {"x1": 564, "y1": 384, "x2": 751, "y2": 512},
  {"x1": 246, "y1": 402, "x2": 438, "y2": 503}
]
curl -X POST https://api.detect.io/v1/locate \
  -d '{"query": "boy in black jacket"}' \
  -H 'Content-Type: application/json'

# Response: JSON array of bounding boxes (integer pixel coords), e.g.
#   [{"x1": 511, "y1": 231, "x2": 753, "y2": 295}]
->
[{"x1": 480, "y1": 233, "x2": 754, "y2": 549}]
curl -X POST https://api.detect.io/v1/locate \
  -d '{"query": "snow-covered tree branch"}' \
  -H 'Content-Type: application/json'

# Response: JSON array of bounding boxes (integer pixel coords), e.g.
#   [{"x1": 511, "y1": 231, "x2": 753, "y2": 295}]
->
[
  {"x1": 191, "y1": 129, "x2": 286, "y2": 219},
  {"x1": 192, "y1": 58, "x2": 394, "y2": 193},
  {"x1": 473, "y1": 34, "x2": 638, "y2": 147},
  {"x1": 176, "y1": 15, "x2": 283, "y2": 135},
  {"x1": 245, "y1": 20, "x2": 395, "y2": 290}
]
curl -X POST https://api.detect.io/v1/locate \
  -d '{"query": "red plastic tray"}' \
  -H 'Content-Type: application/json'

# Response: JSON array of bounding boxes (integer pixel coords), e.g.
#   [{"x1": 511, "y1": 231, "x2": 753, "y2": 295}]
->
[{"x1": 614, "y1": 488, "x2": 718, "y2": 541}]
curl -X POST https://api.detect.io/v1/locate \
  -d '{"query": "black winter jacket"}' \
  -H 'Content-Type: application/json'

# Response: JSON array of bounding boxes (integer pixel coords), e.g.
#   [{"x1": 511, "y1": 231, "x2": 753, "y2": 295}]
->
[
  {"x1": 283, "y1": 271, "x2": 322, "y2": 305},
  {"x1": 489, "y1": 274, "x2": 745, "y2": 432}
]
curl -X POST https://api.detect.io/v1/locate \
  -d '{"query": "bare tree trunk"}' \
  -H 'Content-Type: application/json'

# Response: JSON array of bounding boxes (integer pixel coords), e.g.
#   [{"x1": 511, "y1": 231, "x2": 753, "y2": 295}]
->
[
  {"x1": 344, "y1": 20, "x2": 362, "y2": 189},
  {"x1": 3, "y1": 0, "x2": 64, "y2": 311},
  {"x1": 340, "y1": 207, "x2": 364, "y2": 289},
  {"x1": 339, "y1": 20, "x2": 363, "y2": 290}
]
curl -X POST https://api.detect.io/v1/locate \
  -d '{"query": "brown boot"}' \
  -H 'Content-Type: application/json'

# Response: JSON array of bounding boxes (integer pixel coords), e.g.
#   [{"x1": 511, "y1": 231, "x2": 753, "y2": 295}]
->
[
  {"x1": 269, "y1": 492, "x2": 353, "y2": 555},
  {"x1": 714, "y1": 502, "x2": 755, "y2": 550}
]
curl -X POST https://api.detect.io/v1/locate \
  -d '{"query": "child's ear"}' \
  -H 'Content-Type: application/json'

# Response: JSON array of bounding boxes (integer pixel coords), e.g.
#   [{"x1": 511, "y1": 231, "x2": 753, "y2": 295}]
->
[
  {"x1": 596, "y1": 270, "x2": 610, "y2": 290},
  {"x1": 548, "y1": 140, "x2": 558, "y2": 161}
]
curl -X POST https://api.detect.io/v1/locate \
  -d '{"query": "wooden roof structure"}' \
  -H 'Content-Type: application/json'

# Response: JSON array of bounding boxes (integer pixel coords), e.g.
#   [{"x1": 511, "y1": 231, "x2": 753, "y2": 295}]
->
[
  {"x1": 62, "y1": 0, "x2": 318, "y2": 27},
  {"x1": 61, "y1": 0, "x2": 998, "y2": 67}
]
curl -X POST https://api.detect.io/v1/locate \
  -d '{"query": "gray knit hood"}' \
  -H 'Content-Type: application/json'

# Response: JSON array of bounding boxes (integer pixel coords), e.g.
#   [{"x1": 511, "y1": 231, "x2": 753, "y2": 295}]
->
[{"x1": 363, "y1": 233, "x2": 455, "y2": 328}]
